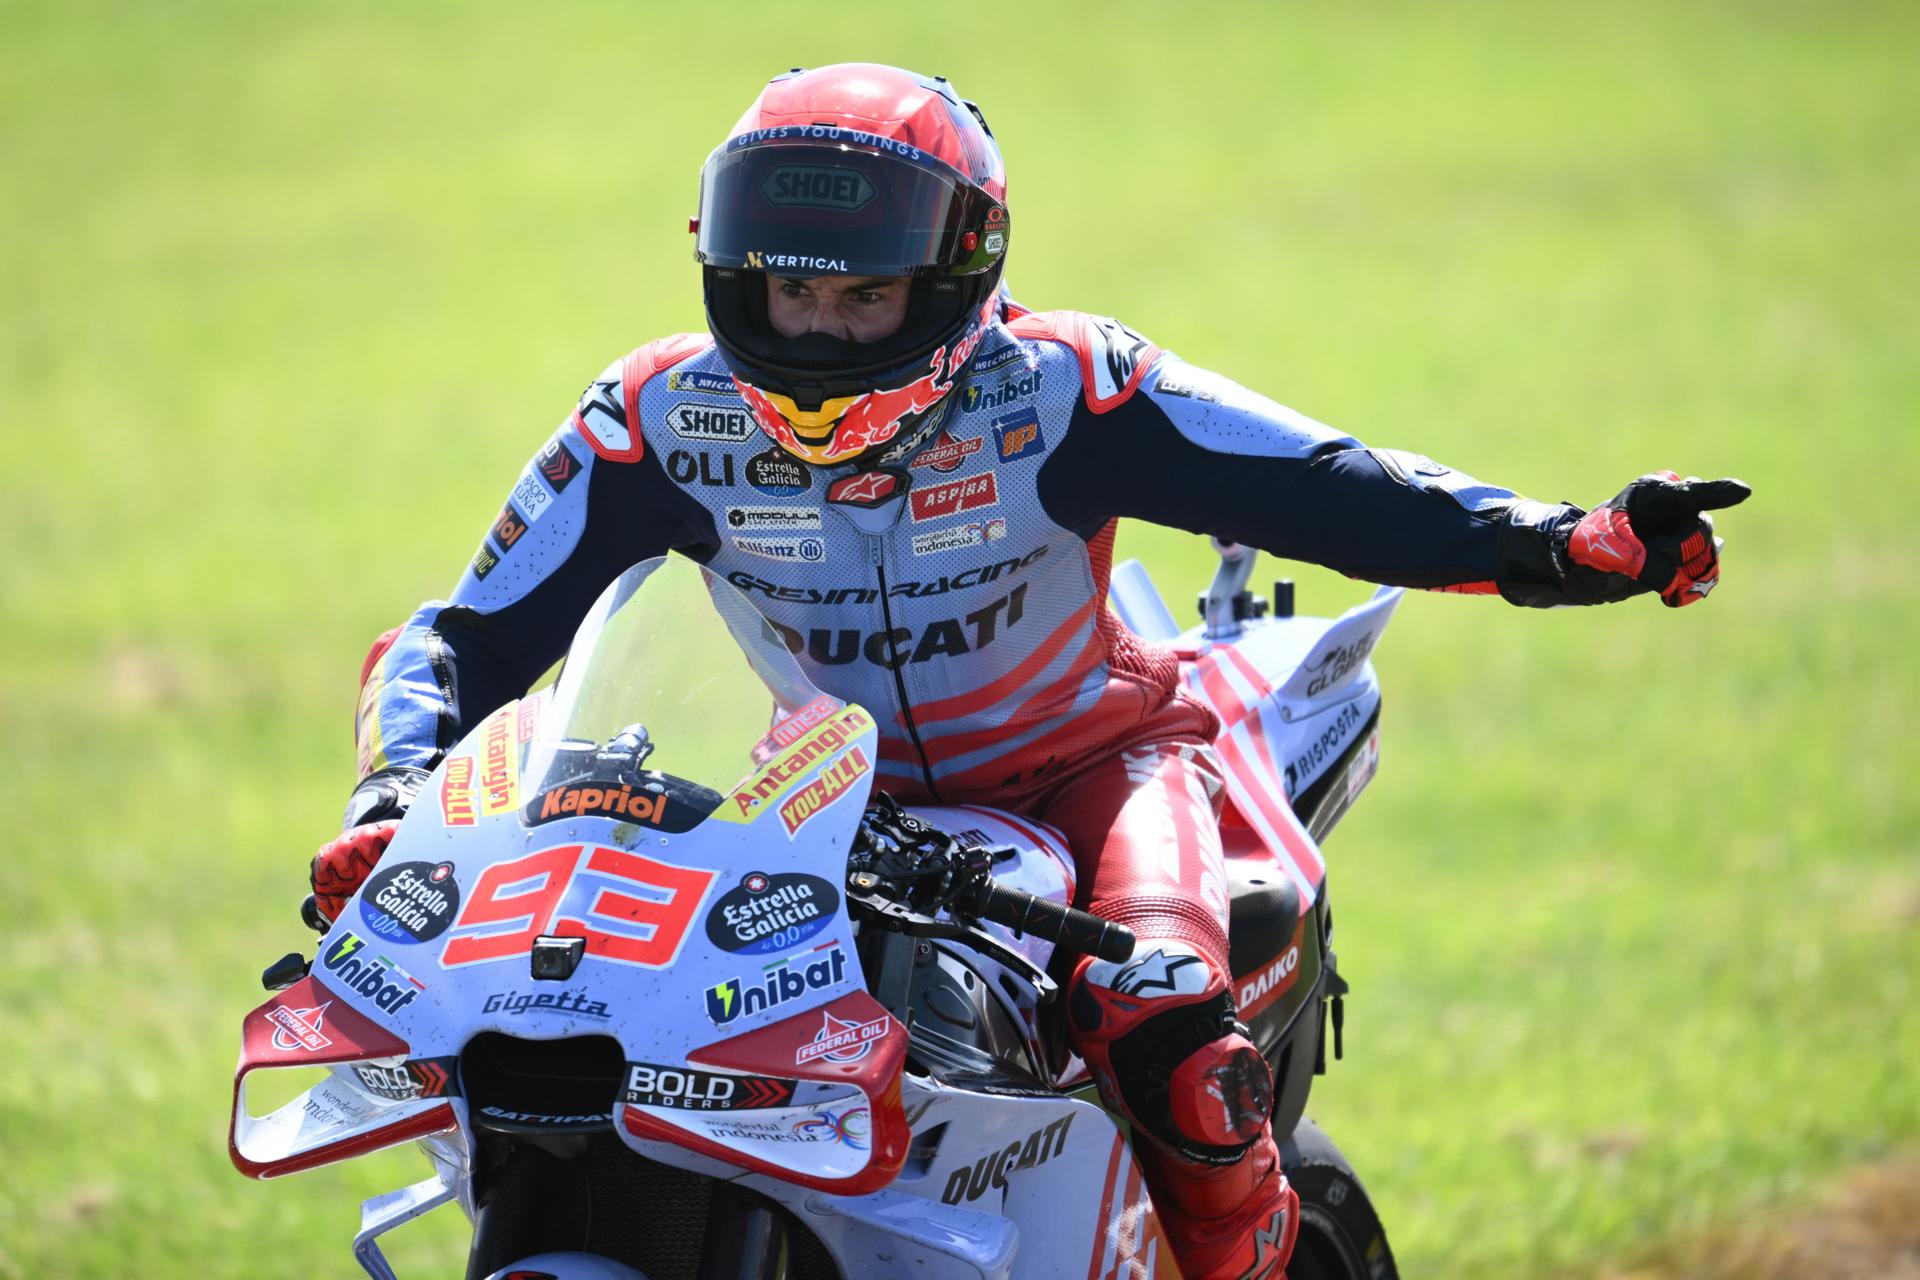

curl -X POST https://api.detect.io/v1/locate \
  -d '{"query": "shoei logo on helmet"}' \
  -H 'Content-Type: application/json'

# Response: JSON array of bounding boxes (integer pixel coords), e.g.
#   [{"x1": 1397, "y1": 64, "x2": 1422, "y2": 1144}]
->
[
  {"x1": 762, "y1": 165, "x2": 875, "y2": 212},
  {"x1": 745, "y1": 252, "x2": 849, "y2": 273}
]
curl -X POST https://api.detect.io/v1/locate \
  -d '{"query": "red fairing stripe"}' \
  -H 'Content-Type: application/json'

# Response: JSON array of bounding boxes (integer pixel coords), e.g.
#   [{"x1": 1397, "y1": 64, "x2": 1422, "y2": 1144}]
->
[
  {"x1": 621, "y1": 992, "x2": 911, "y2": 1197},
  {"x1": 230, "y1": 1100, "x2": 458, "y2": 1180},
  {"x1": 1190, "y1": 648, "x2": 1324, "y2": 902},
  {"x1": 1085, "y1": 1131, "x2": 1129, "y2": 1280}
]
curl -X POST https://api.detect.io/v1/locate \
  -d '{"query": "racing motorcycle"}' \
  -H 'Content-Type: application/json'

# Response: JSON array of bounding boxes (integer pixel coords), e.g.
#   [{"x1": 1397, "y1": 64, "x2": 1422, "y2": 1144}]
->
[{"x1": 231, "y1": 545, "x2": 1401, "y2": 1279}]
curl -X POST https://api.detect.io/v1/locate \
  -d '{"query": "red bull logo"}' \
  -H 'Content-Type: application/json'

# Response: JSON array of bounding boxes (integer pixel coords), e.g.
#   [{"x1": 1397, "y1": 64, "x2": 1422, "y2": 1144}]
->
[{"x1": 741, "y1": 301, "x2": 992, "y2": 465}]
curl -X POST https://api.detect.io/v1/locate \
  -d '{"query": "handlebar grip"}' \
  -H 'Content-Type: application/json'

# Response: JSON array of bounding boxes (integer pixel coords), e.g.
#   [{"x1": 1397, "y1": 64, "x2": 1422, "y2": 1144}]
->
[{"x1": 974, "y1": 882, "x2": 1136, "y2": 963}]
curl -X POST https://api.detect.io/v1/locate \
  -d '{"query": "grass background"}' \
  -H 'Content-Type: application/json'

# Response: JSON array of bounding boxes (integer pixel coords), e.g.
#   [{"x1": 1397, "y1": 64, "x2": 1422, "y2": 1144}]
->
[{"x1": 2, "y1": 0, "x2": 1915, "y2": 1274}]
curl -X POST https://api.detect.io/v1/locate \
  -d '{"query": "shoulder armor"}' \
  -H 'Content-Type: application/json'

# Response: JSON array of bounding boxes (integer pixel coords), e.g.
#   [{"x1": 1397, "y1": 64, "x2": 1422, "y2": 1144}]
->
[
  {"x1": 1007, "y1": 311, "x2": 1161, "y2": 414},
  {"x1": 572, "y1": 333, "x2": 713, "y2": 462}
]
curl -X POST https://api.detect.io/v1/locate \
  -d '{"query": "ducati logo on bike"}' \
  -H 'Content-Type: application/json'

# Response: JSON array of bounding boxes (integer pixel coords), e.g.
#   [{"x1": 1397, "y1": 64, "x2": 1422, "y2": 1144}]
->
[
  {"x1": 704, "y1": 943, "x2": 848, "y2": 1025},
  {"x1": 794, "y1": 1011, "x2": 890, "y2": 1066},
  {"x1": 265, "y1": 1002, "x2": 332, "y2": 1053}
]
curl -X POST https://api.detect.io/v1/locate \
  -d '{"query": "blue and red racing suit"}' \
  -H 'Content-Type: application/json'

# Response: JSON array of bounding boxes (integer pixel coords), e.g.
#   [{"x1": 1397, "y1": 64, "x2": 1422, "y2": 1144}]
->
[
  {"x1": 357, "y1": 307, "x2": 1591, "y2": 794},
  {"x1": 351, "y1": 305, "x2": 1608, "y2": 1277}
]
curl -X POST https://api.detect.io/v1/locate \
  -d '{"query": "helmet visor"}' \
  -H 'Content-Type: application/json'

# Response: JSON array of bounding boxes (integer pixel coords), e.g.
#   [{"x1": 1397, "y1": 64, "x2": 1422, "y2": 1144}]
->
[{"x1": 696, "y1": 135, "x2": 994, "y2": 278}]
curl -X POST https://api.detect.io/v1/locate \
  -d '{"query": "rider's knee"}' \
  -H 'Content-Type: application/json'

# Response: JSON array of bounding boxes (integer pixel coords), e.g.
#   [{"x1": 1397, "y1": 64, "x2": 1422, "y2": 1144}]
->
[{"x1": 1068, "y1": 941, "x2": 1274, "y2": 1164}]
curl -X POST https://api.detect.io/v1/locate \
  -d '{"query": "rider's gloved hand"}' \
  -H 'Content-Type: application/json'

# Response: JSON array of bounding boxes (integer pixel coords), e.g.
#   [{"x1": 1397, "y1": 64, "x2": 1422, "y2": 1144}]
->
[
  {"x1": 308, "y1": 766, "x2": 431, "y2": 927},
  {"x1": 1562, "y1": 472, "x2": 1751, "y2": 607}
]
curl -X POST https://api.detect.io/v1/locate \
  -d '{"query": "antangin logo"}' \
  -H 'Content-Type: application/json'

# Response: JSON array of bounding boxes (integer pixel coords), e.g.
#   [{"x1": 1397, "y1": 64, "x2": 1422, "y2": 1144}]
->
[{"x1": 777, "y1": 747, "x2": 871, "y2": 836}]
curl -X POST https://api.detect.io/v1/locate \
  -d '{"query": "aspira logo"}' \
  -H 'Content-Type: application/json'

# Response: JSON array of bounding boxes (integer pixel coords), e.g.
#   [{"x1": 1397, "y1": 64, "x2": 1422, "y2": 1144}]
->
[
  {"x1": 320, "y1": 931, "x2": 426, "y2": 1014},
  {"x1": 705, "y1": 944, "x2": 848, "y2": 1025}
]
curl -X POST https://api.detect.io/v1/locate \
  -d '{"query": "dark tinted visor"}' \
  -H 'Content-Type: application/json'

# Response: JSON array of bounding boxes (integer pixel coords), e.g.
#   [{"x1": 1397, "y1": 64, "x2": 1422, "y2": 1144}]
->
[{"x1": 696, "y1": 136, "x2": 988, "y2": 277}]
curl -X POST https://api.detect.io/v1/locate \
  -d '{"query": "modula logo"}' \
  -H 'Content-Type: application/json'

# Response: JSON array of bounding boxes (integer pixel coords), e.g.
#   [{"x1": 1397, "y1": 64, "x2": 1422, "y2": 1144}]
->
[
  {"x1": 320, "y1": 932, "x2": 426, "y2": 1014},
  {"x1": 778, "y1": 746, "x2": 871, "y2": 836},
  {"x1": 704, "y1": 944, "x2": 848, "y2": 1025}
]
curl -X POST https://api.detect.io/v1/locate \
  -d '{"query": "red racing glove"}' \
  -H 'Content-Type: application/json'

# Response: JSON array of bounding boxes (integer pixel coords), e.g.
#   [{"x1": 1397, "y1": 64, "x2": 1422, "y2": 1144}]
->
[
  {"x1": 310, "y1": 820, "x2": 402, "y2": 926},
  {"x1": 1565, "y1": 472, "x2": 1751, "y2": 607},
  {"x1": 306, "y1": 764, "x2": 431, "y2": 926}
]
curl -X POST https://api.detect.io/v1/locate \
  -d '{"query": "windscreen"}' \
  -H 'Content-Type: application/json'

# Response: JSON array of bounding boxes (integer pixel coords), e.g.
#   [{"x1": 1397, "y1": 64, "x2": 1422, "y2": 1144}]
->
[
  {"x1": 523, "y1": 556, "x2": 838, "y2": 807},
  {"x1": 696, "y1": 136, "x2": 983, "y2": 276}
]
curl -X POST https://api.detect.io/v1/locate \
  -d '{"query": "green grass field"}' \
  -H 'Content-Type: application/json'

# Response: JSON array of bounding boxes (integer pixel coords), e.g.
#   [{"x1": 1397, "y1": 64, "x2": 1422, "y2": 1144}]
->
[{"x1": 3, "y1": 1, "x2": 1915, "y2": 1275}]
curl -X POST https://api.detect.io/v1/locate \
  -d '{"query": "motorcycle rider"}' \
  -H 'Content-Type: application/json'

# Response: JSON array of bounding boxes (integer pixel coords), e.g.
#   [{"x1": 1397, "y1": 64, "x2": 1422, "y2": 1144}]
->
[{"x1": 312, "y1": 64, "x2": 1749, "y2": 1278}]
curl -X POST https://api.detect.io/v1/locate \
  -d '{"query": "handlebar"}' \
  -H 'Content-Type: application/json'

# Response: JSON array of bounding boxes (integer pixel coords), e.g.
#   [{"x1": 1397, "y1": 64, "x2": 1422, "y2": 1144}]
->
[{"x1": 960, "y1": 879, "x2": 1136, "y2": 963}]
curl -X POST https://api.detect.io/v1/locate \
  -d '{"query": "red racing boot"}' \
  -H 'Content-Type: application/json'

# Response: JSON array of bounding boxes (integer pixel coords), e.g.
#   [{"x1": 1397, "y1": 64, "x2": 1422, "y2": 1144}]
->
[
  {"x1": 1069, "y1": 941, "x2": 1296, "y2": 1278},
  {"x1": 1139, "y1": 1129, "x2": 1298, "y2": 1279}
]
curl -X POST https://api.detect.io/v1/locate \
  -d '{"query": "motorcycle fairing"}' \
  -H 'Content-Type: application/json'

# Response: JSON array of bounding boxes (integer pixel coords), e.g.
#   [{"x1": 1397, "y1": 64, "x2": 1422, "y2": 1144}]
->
[
  {"x1": 620, "y1": 990, "x2": 912, "y2": 1194},
  {"x1": 755, "y1": 1076, "x2": 1173, "y2": 1279},
  {"x1": 1181, "y1": 585, "x2": 1403, "y2": 912},
  {"x1": 229, "y1": 973, "x2": 460, "y2": 1179},
  {"x1": 240, "y1": 681, "x2": 896, "y2": 1188}
]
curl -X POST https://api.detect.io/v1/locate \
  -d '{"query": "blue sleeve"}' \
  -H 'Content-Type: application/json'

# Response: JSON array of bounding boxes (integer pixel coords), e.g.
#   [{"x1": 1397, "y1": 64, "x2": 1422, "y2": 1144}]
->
[
  {"x1": 355, "y1": 368, "x2": 719, "y2": 776},
  {"x1": 1035, "y1": 351, "x2": 1578, "y2": 596}
]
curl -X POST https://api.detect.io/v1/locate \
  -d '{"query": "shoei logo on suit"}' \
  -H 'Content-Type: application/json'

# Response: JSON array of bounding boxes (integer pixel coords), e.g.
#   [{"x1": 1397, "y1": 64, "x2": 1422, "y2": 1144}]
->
[
  {"x1": 667, "y1": 404, "x2": 756, "y2": 443},
  {"x1": 728, "y1": 506, "x2": 823, "y2": 531}
]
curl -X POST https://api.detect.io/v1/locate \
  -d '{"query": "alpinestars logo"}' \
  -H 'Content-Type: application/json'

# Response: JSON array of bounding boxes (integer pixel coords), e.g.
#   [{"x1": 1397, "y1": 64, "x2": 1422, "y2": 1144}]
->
[
  {"x1": 1106, "y1": 949, "x2": 1208, "y2": 998},
  {"x1": 1240, "y1": 1205, "x2": 1293, "y2": 1280}
]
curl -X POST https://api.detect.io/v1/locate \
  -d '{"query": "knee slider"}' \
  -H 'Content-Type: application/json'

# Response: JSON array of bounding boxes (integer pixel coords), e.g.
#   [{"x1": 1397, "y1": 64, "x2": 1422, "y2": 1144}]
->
[{"x1": 1070, "y1": 944, "x2": 1274, "y2": 1165}]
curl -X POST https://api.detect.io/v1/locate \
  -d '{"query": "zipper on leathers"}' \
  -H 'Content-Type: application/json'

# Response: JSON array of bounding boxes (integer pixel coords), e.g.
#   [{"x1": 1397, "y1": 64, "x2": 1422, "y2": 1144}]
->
[{"x1": 871, "y1": 538, "x2": 944, "y2": 802}]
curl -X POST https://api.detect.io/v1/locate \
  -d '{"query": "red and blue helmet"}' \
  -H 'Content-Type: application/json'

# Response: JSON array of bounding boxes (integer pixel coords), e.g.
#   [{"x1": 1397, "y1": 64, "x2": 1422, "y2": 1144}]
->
[{"x1": 696, "y1": 64, "x2": 1009, "y2": 469}]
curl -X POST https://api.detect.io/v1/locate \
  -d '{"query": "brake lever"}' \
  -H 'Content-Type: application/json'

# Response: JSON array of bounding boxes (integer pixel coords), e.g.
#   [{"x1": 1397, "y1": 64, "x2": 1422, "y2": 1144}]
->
[{"x1": 845, "y1": 880, "x2": 1059, "y2": 1004}]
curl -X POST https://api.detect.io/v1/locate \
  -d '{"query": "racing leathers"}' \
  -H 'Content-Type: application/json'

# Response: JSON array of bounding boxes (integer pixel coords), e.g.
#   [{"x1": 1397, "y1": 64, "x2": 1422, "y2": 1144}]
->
[{"x1": 349, "y1": 305, "x2": 1652, "y2": 1278}]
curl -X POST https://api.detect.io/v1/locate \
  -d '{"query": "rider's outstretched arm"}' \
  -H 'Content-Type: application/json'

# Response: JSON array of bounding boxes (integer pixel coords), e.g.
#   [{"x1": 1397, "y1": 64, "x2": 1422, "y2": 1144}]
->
[{"x1": 1036, "y1": 340, "x2": 1743, "y2": 609}]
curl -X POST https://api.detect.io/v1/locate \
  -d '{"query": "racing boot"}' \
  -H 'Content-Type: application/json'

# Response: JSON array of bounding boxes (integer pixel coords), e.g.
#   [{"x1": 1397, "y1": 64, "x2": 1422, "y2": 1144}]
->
[
  {"x1": 1069, "y1": 940, "x2": 1295, "y2": 1278},
  {"x1": 1138, "y1": 1129, "x2": 1298, "y2": 1279}
]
